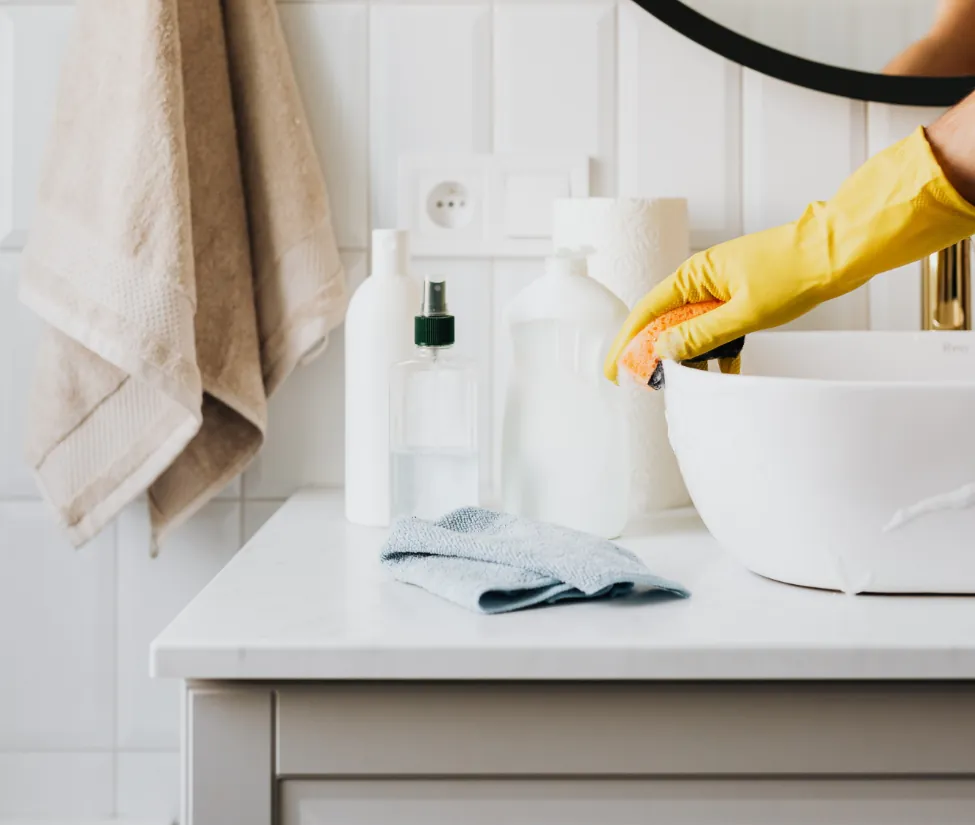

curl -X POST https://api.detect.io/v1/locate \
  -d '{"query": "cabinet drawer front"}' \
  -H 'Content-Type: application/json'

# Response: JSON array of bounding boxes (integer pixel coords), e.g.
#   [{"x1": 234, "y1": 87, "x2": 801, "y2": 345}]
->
[
  {"x1": 280, "y1": 779, "x2": 975, "y2": 825},
  {"x1": 276, "y1": 683, "x2": 975, "y2": 776}
]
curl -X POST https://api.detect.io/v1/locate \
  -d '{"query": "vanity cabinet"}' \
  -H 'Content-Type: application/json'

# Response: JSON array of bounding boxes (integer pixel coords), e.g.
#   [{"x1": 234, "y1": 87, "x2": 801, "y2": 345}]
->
[
  {"x1": 184, "y1": 682, "x2": 975, "y2": 825},
  {"x1": 155, "y1": 493, "x2": 975, "y2": 824}
]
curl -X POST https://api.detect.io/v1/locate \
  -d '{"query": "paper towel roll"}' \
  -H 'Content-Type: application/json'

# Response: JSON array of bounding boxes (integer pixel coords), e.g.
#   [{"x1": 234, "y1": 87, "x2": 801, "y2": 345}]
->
[
  {"x1": 552, "y1": 197, "x2": 691, "y2": 515},
  {"x1": 552, "y1": 197, "x2": 689, "y2": 310}
]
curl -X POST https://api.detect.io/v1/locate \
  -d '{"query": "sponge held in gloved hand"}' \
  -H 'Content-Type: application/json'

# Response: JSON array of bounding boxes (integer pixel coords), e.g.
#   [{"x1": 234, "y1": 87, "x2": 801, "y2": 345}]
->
[{"x1": 617, "y1": 300, "x2": 745, "y2": 390}]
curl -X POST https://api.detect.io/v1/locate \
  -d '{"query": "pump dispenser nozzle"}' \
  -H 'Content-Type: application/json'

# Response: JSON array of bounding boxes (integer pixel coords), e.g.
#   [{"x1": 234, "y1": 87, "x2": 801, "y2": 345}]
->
[
  {"x1": 422, "y1": 279, "x2": 448, "y2": 316},
  {"x1": 415, "y1": 278, "x2": 455, "y2": 347}
]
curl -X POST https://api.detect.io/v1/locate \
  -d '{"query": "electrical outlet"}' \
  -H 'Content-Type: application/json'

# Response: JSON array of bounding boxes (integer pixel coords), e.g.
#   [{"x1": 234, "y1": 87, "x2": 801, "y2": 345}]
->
[
  {"x1": 398, "y1": 153, "x2": 589, "y2": 257},
  {"x1": 398, "y1": 155, "x2": 489, "y2": 257},
  {"x1": 426, "y1": 180, "x2": 475, "y2": 230}
]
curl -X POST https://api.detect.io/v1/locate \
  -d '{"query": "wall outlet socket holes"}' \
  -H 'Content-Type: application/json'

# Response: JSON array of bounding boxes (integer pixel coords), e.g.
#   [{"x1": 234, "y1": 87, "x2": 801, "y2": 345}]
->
[{"x1": 426, "y1": 181, "x2": 474, "y2": 229}]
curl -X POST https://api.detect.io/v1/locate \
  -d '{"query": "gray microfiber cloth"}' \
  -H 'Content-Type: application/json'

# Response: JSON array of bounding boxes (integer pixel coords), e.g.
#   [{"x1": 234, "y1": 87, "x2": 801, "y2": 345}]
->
[{"x1": 380, "y1": 508, "x2": 690, "y2": 614}]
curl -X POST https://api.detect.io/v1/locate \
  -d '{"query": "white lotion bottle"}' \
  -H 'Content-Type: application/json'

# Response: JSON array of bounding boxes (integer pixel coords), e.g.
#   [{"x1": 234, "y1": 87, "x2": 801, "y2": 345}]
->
[{"x1": 344, "y1": 230, "x2": 421, "y2": 526}]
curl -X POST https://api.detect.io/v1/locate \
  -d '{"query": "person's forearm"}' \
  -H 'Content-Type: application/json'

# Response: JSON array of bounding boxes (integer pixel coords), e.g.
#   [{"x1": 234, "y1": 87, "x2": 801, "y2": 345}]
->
[
  {"x1": 885, "y1": 0, "x2": 975, "y2": 75},
  {"x1": 926, "y1": 90, "x2": 975, "y2": 207}
]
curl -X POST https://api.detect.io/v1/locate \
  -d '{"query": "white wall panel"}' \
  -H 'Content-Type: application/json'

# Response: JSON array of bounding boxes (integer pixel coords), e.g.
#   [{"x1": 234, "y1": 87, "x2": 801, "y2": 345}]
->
[
  {"x1": 742, "y1": 72, "x2": 867, "y2": 231},
  {"x1": 866, "y1": 103, "x2": 946, "y2": 331},
  {"x1": 743, "y1": 70, "x2": 869, "y2": 330},
  {"x1": 244, "y1": 252, "x2": 365, "y2": 497},
  {"x1": 0, "y1": 5, "x2": 74, "y2": 251},
  {"x1": 0, "y1": 753, "x2": 113, "y2": 818},
  {"x1": 116, "y1": 502, "x2": 242, "y2": 750},
  {"x1": 618, "y1": 1, "x2": 741, "y2": 249},
  {"x1": 280, "y1": 4, "x2": 369, "y2": 249},
  {"x1": 370, "y1": 3, "x2": 491, "y2": 230},
  {"x1": 116, "y1": 751, "x2": 180, "y2": 823},
  {"x1": 494, "y1": 3, "x2": 615, "y2": 196},
  {"x1": 0, "y1": 502, "x2": 115, "y2": 750},
  {"x1": 0, "y1": 254, "x2": 42, "y2": 497}
]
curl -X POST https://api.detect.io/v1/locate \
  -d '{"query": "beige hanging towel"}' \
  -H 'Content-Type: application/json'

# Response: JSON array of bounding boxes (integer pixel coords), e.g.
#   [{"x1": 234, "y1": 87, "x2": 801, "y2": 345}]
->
[{"x1": 19, "y1": 0, "x2": 346, "y2": 552}]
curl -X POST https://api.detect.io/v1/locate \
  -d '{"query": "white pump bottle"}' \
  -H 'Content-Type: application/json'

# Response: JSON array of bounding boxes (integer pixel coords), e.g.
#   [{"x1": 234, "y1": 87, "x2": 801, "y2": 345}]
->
[
  {"x1": 500, "y1": 250, "x2": 631, "y2": 538},
  {"x1": 344, "y1": 230, "x2": 421, "y2": 526}
]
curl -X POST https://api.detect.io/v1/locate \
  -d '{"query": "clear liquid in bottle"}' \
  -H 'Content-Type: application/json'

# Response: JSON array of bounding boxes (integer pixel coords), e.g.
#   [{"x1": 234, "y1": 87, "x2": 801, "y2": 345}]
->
[{"x1": 389, "y1": 279, "x2": 479, "y2": 521}]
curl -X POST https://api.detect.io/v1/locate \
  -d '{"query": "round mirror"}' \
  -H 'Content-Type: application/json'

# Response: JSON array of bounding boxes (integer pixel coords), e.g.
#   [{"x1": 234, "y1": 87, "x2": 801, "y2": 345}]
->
[{"x1": 636, "y1": 0, "x2": 975, "y2": 106}]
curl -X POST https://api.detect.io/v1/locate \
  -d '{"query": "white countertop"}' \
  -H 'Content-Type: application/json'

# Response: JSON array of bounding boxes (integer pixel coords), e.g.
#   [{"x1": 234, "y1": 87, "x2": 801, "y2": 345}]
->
[{"x1": 151, "y1": 490, "x2": 975, "y2": 681}]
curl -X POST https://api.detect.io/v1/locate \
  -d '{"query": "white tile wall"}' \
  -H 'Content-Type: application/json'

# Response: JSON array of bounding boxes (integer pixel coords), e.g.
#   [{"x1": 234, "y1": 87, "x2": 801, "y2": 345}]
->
[
  {"x1": 617, "y1": 3, "x2": 742, "y2": 249},
  {"x1": 115, "y1": 752, "x2": 180, "y2": 823},
  {"x1": 0, "y1": 0, "x2": 946, "y2": 818},
  {"x1": 369, "y1": 3, "x2": 492, "y2": 229},
  {"x1": 0, "y1": 254, "x2": 42, "y2": 497},
  {"x1": 742, "y1": 71, "x2": 870, "y2": 330},
  {"x1": 116, "y1": 503, "x2": 242, "y2": 751},
  {"x1": 0, "y1": 5, "x2": 75, "y2": 251},
  {"x1": 0, "y1": 753, "x2": 114, "y2": 818},
  {"x1": 494, "y1": 3, "x2": 616, "y2": 195},
  {"x1": 0, "y1": 504, "x2": 115, "y2": 751}
]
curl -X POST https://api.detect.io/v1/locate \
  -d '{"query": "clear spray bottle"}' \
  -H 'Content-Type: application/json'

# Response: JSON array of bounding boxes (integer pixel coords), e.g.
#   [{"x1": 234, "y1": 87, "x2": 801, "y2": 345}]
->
[{"x1": 389, "y1": 279, "x2": 479, "y2": 520}]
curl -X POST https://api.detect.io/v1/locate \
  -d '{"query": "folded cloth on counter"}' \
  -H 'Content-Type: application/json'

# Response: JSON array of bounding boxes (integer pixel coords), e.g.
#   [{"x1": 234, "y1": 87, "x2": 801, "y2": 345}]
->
[
  {"x1": 380, "y1": 509, "x2": 689, "y2": 614},
  {"x1": 19, "y1": 0, "x2": 346, "y2": 552}
]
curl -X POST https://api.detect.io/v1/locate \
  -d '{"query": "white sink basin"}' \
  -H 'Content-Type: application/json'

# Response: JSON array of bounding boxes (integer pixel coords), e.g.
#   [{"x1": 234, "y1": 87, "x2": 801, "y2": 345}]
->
[{"x1": 664, "y1": 331, "x2": 975, "y2": 594}]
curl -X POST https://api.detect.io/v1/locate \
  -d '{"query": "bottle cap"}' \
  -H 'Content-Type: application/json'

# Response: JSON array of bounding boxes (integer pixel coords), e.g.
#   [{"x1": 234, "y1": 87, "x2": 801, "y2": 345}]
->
[
  {"x1": 415, "y1": 278, "x2": 455, "y2": 347},
  {"x1": 371, "y1": 229, "x2": 410, "y2": 278}
]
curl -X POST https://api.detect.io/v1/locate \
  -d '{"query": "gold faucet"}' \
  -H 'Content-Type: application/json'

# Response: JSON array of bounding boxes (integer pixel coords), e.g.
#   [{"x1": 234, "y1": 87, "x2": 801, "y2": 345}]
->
[{"x1": 922, "y1": 239, "x2": 972, "y2": 331}]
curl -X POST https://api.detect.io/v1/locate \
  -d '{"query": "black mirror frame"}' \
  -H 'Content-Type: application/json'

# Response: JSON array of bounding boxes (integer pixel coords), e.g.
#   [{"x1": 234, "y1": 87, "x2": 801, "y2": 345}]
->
[{"x1": 634, "y1": 0, "x2": 975, "y2": 107}]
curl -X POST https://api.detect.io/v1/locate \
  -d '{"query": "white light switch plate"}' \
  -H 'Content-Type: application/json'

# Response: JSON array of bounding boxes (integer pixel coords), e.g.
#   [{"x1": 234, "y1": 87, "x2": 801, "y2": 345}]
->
[{"x1": 397, "y1": 152, "x2": 589, "y2": 257}]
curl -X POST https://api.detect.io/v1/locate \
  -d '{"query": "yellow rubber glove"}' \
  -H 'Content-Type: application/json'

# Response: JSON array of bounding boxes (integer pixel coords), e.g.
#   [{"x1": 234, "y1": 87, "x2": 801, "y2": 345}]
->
[{"x1": 604, "y1": 126, "x2": 975, "y2": 383}]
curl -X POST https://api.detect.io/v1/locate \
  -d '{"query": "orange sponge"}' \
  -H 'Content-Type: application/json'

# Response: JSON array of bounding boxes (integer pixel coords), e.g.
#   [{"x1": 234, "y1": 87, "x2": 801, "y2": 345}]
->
[
  {"x1": 618, "y1": 300, "x2": 724, "y2": 385},
  {"x1": 618, "y1": 300, "x2": 745, "y2": 389}
]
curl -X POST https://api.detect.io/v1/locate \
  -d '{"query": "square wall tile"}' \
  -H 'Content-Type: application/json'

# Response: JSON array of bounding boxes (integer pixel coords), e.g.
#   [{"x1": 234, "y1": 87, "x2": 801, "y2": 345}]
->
[
  {"x1": 0, "y1": 5, "x2": 75, "y2": 250},
  {"x1": 0, "y1": 503, "x2": 115, "y2": 750},
  {"x1": 116, "y1": 751, "x2": 180, "y2": 824},
  {"x1": 494, "y1": 3, "x2": 616, "y2": 195},
  {"x1": 370, "y1": 3, "x2": 491, "y2": 229},
  {"x1": 244, "y1": 252, "x2": 365, "y2": 497},
  {"x1": 0, "y1": 753, "x2": 113, "y2": 818},
  {"x1": 618, "y1": 1, "x2": 741, "y2": 248},
  {"x1": 279, "y1": 4, "x2": 369, "y2": 249},
  {"x1": 742, "y1": 70, "x2": 869, "y2": 330},
  {"x1": 0, "y1": 253, "x2": 43, "y2": 497},
  {"x1": 742, "y1": 71, "x2": 867, "y2": 232},
  {"x1": 116, "y1": 501, "x2": 242, "y2": 750}
]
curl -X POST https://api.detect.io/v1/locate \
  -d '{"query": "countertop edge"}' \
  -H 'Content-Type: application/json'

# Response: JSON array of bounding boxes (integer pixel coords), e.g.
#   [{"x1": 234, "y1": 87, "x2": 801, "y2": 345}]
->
[{"x1": 151, "y1": 645, "x2": 975, "y2": 681}]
